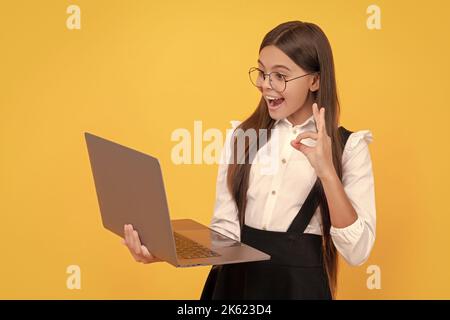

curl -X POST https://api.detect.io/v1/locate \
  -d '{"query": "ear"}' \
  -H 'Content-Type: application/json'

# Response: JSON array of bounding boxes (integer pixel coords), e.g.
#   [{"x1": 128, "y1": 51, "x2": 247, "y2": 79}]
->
[{"x1": 309, "y1": 73, "x2": 320, "y2": 92}]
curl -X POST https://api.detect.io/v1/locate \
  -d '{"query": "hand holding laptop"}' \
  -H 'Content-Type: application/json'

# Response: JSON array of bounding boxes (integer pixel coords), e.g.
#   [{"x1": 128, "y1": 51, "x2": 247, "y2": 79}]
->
[{"x1": 122, "y1": 224, "x2": 161, "y2": 264}]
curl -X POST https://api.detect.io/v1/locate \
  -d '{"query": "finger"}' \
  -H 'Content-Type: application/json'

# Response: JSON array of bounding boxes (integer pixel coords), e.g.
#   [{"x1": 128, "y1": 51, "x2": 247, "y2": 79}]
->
[
  {"x1": 124, "y1": 224, "x2": 131, "y2": 246},
  {"x1": 320, "y1": 107, "x2": 328, "y2": 135},
  {"x1": 132, "y1": 230, "x2": 142, "y2": 255},
  {"x1": 140, "y1": 245, "x2": 152, "y2": 258},
  {"x1": 130, "y1": 230, "x2": 144, "y2": 261},
  {"x1": 126, "y1": 225, "x2": 134, "y2": 248},
  {"x1": 290, "y1": 139, "x2": 301, "y2": 151},
  {"x1": 124, "y1": 225, "x2": 142, "y2": 262},
  {"x1": 140, "y1": 245, "x2": 154, "y2": 260},
  {"x1": 312, "y1": 103, "x2": 321, "y2": 129},
  {"x1": 293, "y1": 131, "x2": 318, "y2": 143},
  {"x1": 290, "y1": 139, "x2": 313, "y2": 153},
  {"x1": 126, "y1": 225, "x2": 136, "y2": 250}
]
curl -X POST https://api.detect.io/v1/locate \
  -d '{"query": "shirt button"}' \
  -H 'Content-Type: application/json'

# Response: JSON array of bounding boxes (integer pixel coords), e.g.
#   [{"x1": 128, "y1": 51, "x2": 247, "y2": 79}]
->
[
  {"x1": 281, "y1": 158, "x2": 286, "y2": 164},
  {"x1": 271, "y1": 190, "x2": 276, "y2": 195},
  {"x1": 262, "y1": 226, "x2": 267, "y2": 230},
  {"x1": 292, "y1": 129, "x2": 298, "y2": 135}
]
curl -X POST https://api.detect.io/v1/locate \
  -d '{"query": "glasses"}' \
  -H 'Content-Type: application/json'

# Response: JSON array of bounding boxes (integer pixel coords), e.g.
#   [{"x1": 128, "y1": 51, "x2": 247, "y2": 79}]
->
[{"x1": 248, "y1": 67, "x2": 317, "y2": 93}]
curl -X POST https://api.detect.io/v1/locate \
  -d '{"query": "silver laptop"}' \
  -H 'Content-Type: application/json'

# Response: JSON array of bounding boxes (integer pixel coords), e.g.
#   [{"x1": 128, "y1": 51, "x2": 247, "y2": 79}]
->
[{"x1": 84, "y1": 132, "x2": 270, "y2": 267}]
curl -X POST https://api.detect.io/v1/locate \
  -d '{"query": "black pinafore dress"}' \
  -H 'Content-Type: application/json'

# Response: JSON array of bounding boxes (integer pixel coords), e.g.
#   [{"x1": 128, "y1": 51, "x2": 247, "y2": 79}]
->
[{"x1": 200, "y1": 126, "x2": 352, "y2": 300}]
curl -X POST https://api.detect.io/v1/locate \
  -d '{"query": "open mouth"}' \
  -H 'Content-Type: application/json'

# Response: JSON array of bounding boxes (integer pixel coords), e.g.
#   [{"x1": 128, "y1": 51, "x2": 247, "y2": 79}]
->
[{"x1": 266, "y1": 96, "x2": 285, "y2": 108}]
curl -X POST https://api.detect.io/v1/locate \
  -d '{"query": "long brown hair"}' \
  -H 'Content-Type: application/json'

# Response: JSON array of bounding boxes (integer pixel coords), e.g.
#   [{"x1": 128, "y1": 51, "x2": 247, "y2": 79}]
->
[{"x1": 227, "y1": 21, "x2": 345, "y2": 298}]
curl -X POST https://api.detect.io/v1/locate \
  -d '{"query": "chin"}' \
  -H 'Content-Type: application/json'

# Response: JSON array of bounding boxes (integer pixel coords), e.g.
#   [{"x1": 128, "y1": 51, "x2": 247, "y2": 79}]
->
[
  {"x1": 267, "y1": 112, "x2": 281, "y2": 120},
  {"x1": 267, "y1": 108, "x2": 287, "y2": 120}
]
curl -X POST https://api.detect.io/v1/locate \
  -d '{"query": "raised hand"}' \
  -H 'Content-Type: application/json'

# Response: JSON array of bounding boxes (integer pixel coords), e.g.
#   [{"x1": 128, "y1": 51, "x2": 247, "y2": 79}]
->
[{"x1": 290, "y1": 103, "x2": 335, "y2": 179}]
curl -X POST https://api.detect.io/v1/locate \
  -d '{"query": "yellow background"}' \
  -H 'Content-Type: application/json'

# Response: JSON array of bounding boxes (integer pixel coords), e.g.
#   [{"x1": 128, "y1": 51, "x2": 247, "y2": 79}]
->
[{"x1": 1, "y1": 0, "x2": 449, "y2": 299}]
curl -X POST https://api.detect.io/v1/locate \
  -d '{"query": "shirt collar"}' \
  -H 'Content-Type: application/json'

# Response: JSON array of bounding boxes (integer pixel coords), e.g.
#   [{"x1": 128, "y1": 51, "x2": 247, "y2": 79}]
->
[{"x1": 274, "y1": 114, "x2": 316, "y2": 130}]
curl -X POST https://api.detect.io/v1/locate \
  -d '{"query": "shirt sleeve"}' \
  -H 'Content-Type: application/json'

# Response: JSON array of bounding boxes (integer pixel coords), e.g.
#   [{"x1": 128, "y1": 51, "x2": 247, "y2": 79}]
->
[
  {"x1": 330, "y1": 130, "x2": 376, "y2": 266},
  {"x1": 209, "y1": 122, "x2": 241, "y2": 241}
]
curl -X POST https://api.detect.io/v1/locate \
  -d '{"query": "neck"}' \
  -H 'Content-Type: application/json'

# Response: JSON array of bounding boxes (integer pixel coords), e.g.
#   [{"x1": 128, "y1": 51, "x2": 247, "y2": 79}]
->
[{"x1": 287, "y1": 99, "x2": 314, "y2": 126}]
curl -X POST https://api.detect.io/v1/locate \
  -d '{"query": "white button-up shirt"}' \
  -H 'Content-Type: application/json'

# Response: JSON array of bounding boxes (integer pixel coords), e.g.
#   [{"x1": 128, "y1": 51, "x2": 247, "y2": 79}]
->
[{"x1": 209, "y1": 114, "x2": 376, "y2": 266}]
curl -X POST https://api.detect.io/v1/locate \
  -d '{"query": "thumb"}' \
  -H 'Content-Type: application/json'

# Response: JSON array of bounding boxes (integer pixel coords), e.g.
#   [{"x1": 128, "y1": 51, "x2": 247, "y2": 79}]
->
[{"x1": 291, "y1": 139, "x2": 311, "y2": 153}]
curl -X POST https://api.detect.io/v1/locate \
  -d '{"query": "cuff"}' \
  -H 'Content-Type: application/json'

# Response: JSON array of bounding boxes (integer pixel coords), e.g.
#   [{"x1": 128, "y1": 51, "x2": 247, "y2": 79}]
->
[{"x1": 330, "y1": 215, "x2": 365, "y2": 244}]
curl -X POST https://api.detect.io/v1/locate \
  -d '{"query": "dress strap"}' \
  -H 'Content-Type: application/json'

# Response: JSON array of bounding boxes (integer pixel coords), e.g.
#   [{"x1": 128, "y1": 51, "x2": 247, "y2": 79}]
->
[
  {"x1": 286, "y1": 179, "x2": 321, "y2": 234},
  {"x1": 286, "y1": 126, "x2": 354, "y2": 234}
]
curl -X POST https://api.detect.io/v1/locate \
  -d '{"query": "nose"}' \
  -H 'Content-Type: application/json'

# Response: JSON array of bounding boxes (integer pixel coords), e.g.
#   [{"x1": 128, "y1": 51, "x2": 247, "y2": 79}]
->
[{"x1": 261, "y1": 74, "x2": 272, "y2": 91}]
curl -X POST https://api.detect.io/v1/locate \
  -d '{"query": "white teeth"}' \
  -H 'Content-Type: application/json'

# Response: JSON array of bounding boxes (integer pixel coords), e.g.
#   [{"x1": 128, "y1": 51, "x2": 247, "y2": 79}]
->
[{"x1": 265, "y1": 95, "x2": 281, "y2": 101}]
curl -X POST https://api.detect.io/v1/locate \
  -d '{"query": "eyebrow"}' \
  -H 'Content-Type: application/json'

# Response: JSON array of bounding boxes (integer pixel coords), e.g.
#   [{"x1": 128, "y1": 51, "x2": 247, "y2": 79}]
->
[{"x1": 257, "y1": 59, "x2": 291, "y2": 72}]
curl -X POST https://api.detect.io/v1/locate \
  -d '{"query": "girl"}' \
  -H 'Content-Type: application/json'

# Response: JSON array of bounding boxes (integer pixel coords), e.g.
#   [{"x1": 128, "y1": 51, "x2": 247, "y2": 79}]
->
[{"x1": 122, "y1": 20, "x2": 376, "y2": 300}]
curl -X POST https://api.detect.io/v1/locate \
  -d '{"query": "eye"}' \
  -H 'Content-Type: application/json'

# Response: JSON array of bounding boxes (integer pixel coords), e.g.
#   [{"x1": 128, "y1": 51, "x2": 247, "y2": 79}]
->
[{"x1": 273, "y1": 72, "x2": 286, "y2": 81}]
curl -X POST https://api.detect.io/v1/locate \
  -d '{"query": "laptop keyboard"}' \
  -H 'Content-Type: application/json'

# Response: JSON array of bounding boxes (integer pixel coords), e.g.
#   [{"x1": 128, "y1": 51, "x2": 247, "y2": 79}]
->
[{"x1": 174, "y1": 232, "x2": 221, "y2": 259}]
